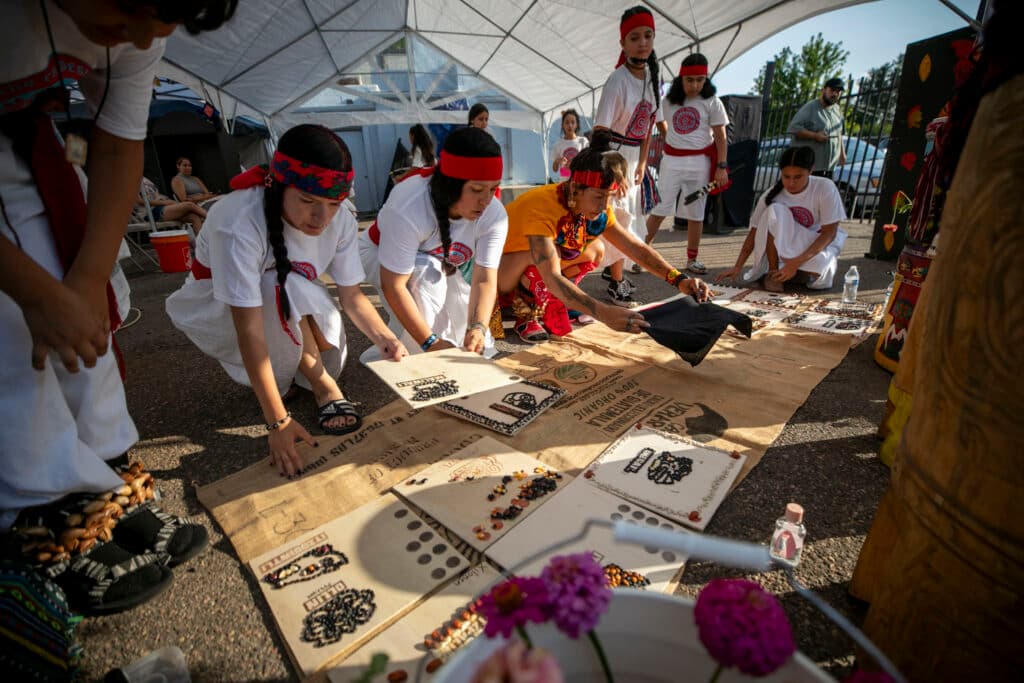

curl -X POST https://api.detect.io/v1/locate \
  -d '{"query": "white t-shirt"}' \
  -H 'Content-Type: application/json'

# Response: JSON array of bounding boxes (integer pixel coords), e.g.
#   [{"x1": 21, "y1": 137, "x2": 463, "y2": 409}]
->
[
  {"x1": 411, "y1": 148, "x2": 432, "y2": 168},
  {"x1": 376, "y1": 174, "x2": 508, "y2": 282},
  {"x1": 662, "y1": 96, "x2": 728, "y2": 150},
  {"x1": 0, "y1": 1, "x2": 163, "y2": 137},
  {"x1": 595, "y1": 65, "x2": 664, "y2": 141},
  {"x1": 197, "y1": 187, "x2": 365, "y2": 308},
  {"x1": 750, "y1": 176, "x2": 847, "y2": 232},
  {"x1": 550, "y1": 137, "x2": 588, "y2": 180}
]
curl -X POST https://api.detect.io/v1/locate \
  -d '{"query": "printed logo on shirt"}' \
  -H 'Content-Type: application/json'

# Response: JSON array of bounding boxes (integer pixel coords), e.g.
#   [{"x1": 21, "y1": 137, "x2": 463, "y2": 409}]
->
[
  {"x1": 672, "y1": 106, "x2": 701, "y2": 135},
  {"x1": 427, "y1": 241, "x2": 474, "y2": 266},
  {"x1": 1, "y1": 54, "x2": 92, "y2": 114},
  {"x1": 625, "y1": 100, "x2": 655, "y2": 139},
  {"x1": 290, "y1": 261, "x2": 319, "y2": 281},
  {"x1": 789, "y1": 206, "x2": 815, "y2": 228},
  {"x1": 563, "y1": 147, "x2": 581, "y2": 162}
]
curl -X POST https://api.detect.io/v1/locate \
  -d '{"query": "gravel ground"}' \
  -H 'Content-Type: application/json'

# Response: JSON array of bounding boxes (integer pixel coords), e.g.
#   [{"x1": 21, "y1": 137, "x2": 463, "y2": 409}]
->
[{"x1": 74, "y1": 217, "x2": 894, "y2": 682}]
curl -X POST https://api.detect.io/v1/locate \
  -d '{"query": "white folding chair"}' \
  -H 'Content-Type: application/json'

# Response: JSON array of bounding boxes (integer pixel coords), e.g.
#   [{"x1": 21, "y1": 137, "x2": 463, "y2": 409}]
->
[{"x1": 123, "y1": 180, "x2": 183, "y2": 270}]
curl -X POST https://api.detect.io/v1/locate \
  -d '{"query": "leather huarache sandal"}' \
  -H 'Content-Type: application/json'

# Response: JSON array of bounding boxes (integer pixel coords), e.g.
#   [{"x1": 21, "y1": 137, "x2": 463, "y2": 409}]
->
[{"x1": 317, "y1": 398, "x2": 363, "y2": 436}]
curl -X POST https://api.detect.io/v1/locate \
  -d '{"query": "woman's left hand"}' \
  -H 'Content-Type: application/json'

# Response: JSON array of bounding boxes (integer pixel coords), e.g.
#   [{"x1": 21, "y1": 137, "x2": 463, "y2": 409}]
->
[
  {"x1": 679, "y1": 276, "x2": 711, "y2": 302},
  {"x1": 634, "y1": 160, "x2": 646, "y2": 185},
  {"x1": 378, "y1": 336, "x2": 408, "y2": 361},
  {"x1": 463, "y1": 326, "x2": 487, "y2": 355},
  {"x1": 714, "y1": 167, "x2": 729, "y2": 187},
  {"x1": 772, "y1": 262, "x2": 800, "y2": 283}
]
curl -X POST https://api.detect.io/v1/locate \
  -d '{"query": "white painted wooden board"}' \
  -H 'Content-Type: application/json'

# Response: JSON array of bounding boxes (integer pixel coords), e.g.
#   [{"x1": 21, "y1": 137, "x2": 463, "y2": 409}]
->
[
  {"x1": 393, "y1": 436, "x2": 571, "y2": 553},
  {"x1": 485, "y1": 477, "x2": 691, "y2": 593},
  {"x1": 586, "y1": 426, "x2": 746, "y2": 531},
  {"x1": 249, "y1": 494, "x2": 469, "y2": 677},
  {"x1": 366, "y1": 348, "x2": 523, "y2": 408},
  {"x1": 436, "y1": 380, "x2": 565, "y2": 436},
  {"x1": 327, "y1": 563, "x2": 502, "y2": 683}
]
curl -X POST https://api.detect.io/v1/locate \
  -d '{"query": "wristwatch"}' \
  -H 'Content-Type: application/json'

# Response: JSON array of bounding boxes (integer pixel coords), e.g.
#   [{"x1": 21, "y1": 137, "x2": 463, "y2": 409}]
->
[{"x1": 716, "y1": 162, "x2": 729, "y2": 169}]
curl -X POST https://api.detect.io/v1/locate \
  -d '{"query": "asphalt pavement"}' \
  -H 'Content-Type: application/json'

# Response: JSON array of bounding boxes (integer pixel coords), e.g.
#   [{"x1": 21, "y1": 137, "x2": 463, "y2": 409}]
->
[{"x1": 75, "y1": 216, "x2": 895, "y2": 682}]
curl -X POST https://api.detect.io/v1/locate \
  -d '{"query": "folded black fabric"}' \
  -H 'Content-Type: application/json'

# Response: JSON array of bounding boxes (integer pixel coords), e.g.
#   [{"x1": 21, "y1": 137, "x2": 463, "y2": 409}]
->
[{"x1": 641, "y1": 296, "x2": 752, "y2": 366}]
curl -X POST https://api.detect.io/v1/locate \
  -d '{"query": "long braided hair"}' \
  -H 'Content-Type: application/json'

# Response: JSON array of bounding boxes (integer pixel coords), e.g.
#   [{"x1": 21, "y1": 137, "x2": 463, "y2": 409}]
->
[
  {"x1": 620, "y1": 6, "x2": 661, "y2": 106},
  {"x1": 428, "y1": 127, "x2": 501, "y2": 275},
  {"x1": 264, "y1": 124, "x2": 352, "y2": 318},
  {"x1": 765, "y1": 146, "x2": 815, "y2": 205}
]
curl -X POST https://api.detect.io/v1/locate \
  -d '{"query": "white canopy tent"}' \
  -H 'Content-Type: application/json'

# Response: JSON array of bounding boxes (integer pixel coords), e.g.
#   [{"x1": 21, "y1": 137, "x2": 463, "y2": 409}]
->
[{"x1": 161, "y1": 0, "x2": 878, "y2": 140}]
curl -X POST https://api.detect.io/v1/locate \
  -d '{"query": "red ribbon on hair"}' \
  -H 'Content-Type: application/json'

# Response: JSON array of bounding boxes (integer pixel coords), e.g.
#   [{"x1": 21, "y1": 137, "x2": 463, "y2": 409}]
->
[
  {"x1": 571, "y1": 170, "x2": 618, "y2": 191},
  {"x1": 616, "y1": 12, "x2": 656, "y2": 68},
  {"x1": 679, "y1": 65, "x2": 708, "y2": 77},
  {"x1": 438, "y1": 150, "x2": 503, "y2": 181}
]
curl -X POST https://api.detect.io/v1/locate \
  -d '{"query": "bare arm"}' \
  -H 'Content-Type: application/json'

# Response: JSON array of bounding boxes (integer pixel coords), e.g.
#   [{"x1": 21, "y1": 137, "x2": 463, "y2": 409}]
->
[
  {"x1": 171, "y1": 176, "x2": 187, "y2": 202},
  {"x1": 714, "y1": 227, "x2": 757, "y2": 283},
  {"x1": 230, "y1": 305, "x2": 315, "y2": 476},
  {"x1": 712, "y1": 124, "x2": 729, "y2": 185},
  {"x1": 335, "y1": 283, "x2": 407, "y2": 361},
  {"x1": 379, "y1": 266, "x2": 445, "y2": 351}
]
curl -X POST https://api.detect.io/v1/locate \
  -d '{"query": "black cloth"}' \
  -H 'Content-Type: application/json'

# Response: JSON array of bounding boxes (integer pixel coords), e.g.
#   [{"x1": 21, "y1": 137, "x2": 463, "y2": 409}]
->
[{"x1": 641, "y1": 296, "x2": 751, "y2": 366}]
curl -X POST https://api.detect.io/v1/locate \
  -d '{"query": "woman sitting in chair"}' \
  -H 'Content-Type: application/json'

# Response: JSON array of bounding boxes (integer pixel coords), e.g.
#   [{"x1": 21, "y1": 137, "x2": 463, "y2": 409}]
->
[
  {"x1": 134, "y1": 177, "x2": 207, "y2": 234},
  {"x1": 171, "y1": 157, "x2": 219, "y2": 204}
]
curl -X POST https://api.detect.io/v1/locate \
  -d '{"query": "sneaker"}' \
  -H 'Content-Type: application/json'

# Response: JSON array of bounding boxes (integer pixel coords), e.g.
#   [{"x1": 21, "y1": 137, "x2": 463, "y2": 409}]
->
[
  {"x1": 600, "y1": 266, "x2": 613, "y2": 282},
  {"x1": 686, "y1": 258, "x2": 708, "y2": 274},
  {"x1": 629, "y1": 263, "x2": 643, "y2": 274},
  {"x1": 608, "y1": 279, "x2": 641, "y2": 308},
  {"x1": 515, "y1": 319, "x2": 549, "y2": 344}
]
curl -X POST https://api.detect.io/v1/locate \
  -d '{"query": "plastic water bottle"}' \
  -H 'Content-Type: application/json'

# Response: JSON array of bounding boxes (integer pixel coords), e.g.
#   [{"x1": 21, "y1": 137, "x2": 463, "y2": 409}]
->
[
  {"x1": 769, "y1": 503, "x2": 807, "y2": 567},
  {"x1": 105, "y1": 646, "x2": 191, "y2": 683},
  {"x1": 842, "y1": 265, "x2": 860, "y2": 304}
]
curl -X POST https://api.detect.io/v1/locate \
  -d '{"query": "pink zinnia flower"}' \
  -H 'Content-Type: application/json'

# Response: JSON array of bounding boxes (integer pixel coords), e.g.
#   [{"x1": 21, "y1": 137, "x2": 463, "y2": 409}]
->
[
  {"x1": 541, "y1": 553, "x2": 612, "y2": 639},
  {"x1": 478, "y1": 577, "x2": 551, "y2": 638},
  {"x1": 694, "y1": 578, "x2": 795, "y2": 677},
  {"x1": 471, "y1": 640, "x2": 565, "y2": 683}
]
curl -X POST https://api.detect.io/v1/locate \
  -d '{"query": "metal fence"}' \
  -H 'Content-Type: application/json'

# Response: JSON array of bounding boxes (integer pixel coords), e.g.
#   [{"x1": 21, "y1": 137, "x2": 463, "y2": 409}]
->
[{"x1": 754, "y1": 73, "x2": 900, "y2": 221}]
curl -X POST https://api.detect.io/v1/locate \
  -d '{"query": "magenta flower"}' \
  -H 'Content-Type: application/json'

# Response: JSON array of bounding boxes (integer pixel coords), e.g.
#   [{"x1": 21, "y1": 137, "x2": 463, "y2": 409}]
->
[
  {"x1": 478, "y1": 577, "x2": 551, "y2": 638},
  {"x1": 540, "y1": 553, "x2": 612, "y2": 639},
  {"x1": 843, "y1": 670, "x2": 896, "y2": 683},
  {"x1": 471, "y1": 640, "x2": 565, "y2": 683},
  {"x1": 694, "y1": 578, "x2": 795, "y2": 677}
]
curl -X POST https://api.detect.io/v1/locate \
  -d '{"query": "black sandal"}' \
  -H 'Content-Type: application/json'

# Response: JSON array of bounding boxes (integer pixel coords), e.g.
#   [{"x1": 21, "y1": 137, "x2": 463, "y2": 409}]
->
[
  {"x1": 317, "y1": 399, "x2": 363, "y2": 435},
  {"x1": 55, "y1": 541, "x2": 173, "y2": 616},
  {"x1": 113, "y1": 502, "x2": 208, "y2": 568}
]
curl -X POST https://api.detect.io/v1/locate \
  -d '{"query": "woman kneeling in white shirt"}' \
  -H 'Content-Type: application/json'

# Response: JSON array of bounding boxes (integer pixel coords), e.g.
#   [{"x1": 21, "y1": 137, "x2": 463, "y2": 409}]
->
[{"x1": 167, "y1": 124, "x2": 406, "y2": 476}]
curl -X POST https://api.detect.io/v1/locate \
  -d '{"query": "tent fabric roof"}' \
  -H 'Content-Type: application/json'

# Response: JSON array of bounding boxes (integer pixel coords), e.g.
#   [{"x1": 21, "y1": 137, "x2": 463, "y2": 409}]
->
[{"x1": 161, "y1": 0, "x2": 872, "y2": 132}]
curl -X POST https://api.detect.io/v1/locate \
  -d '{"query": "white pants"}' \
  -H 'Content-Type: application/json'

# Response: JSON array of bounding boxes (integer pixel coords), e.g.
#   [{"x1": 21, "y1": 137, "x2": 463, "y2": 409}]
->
[
  {"x1": 358, "y1": 236, "x2": 494, "y2": 363},
  {"x1": 651, "y1": 155, "x2": 710, "y2": 222},
  {"x1": 604, "y1": 144, "x2": 646, "y2": 267},
  {"x1": 0, "y1": 208, "x2": 134, "y2": 528},
  {"x1": 744, "y1": 203, "x2": 848, "y2": 289},
  {"x1": 166, "y1": 272, "x2": 347, "y2": 395}
]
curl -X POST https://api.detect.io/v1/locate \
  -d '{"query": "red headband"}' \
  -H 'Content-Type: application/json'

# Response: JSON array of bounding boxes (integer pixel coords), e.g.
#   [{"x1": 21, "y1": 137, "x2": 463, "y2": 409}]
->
[
  {"x1": 620, "y1": 12, "x2": 655, "y2": 40},
  {"x1": 230, "y1": 151, "x2": 354, "y2": 199},
  {"x1": 438, "y1": 150, "x2": 503, "y2": 181},
  {"x1": 571, "y1": 170, "x2": 618, "y2": 191},
  {"x1": 679, "y1": 65, "x2": 708, "y2": 77}
]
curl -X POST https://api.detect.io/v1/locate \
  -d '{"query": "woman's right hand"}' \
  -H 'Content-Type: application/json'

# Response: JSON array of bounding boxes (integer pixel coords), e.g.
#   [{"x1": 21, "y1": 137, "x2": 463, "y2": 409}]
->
[
  {"x1": 600, "y1": 305, "x2": 649, "y2": 334},
  {"x1": 267, "y1": 418, "x2": 317, "y2": 477},
  {"x1": 716, "y1": 264, "x2": 741, "y2": 282},
  {"x1": 21, "y1": 279, "x2": 109, "y2": 372}
]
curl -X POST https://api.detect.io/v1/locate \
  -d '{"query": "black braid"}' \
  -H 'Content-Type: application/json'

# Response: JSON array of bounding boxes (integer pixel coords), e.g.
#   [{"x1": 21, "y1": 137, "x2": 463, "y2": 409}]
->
[
  {"x1": 646, "y1": 50, "x2": 661, "y2": 105},
  {"x1": 765, "y1": 146, "x2": 815, "y2": 205},
  {"x1": 263, "y1": 183, "x2": 292, "y2": 317}
]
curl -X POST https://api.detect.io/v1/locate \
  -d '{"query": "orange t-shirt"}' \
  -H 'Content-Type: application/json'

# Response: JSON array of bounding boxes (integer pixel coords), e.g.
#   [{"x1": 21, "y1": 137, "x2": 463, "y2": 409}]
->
[{"x1": 503, "y1": 183, "x2": 617, "y2": 257}]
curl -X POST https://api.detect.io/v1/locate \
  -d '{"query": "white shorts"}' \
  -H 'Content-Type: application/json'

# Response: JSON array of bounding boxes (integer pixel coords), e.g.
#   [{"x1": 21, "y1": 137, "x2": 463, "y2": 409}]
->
[{"x1": 652, "y1": 155, "x2": 710, "y2": 221}]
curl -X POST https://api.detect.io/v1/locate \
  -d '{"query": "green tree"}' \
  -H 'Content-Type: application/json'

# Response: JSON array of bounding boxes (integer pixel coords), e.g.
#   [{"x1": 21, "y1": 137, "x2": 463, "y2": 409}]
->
[
  {"x1": 845, "y1": 54, "x2": 902, "y2": 141},
  {"x1": 754, "y1": 33, "x2": 849, "y2": 104}
]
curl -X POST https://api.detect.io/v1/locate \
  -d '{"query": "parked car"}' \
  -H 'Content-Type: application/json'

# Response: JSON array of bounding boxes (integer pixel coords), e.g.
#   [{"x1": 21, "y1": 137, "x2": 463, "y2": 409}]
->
[{"x1": 753, "y1": 136, "x2": 886, "y2": 216}]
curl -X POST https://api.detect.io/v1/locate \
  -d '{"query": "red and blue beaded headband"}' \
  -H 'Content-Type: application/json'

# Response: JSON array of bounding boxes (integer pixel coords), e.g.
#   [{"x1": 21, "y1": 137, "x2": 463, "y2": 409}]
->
[
  {"x1": 438, "y1": 150, "x2": 503, "y2": 181},
  {"x1": 679, "y1": 64, "x2": 708, "y2": 77},
  {"x1": 571, "y1": 170, "x2": 619, "y2": 191},
  {"x1": 269, "y1": 151, "x2": 354, "y2": 199}
]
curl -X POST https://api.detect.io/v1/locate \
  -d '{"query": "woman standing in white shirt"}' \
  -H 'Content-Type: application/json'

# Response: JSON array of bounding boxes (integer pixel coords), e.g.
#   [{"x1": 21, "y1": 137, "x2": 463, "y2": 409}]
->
[
  {"x1": 549, "y1": 109, "x2": 588, "y2": 182},
  {"x1": 167, "y1": 125, "x2": 406, "y2": 477},
  {"x1": 645, "y1": 53, "x2": 729, "y2": 274},
  {"x1": 359, "y1": 127, "x2": 507, "y2": 359},
  {"x1": 409, "y1": 123, "x2": 435, "y2": 169},
  {"x1": 593, "y1": 5, "x2": 665, "y2": 308}
]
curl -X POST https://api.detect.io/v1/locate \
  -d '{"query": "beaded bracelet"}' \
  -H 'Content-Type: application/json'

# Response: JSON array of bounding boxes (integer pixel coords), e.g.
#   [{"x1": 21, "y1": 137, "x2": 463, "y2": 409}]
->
[
  {"x1": 420, "y1": 333, "x2": 439, "y2": 352},
  {"x1": 266, "y1": 411, "x2": 291, "y2": 432}
]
